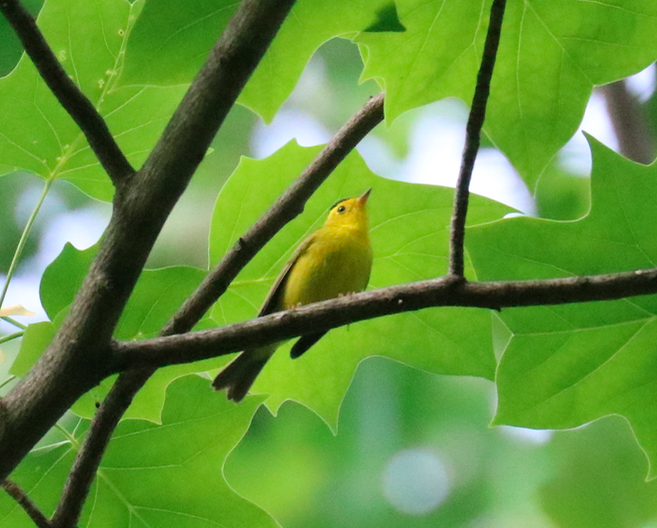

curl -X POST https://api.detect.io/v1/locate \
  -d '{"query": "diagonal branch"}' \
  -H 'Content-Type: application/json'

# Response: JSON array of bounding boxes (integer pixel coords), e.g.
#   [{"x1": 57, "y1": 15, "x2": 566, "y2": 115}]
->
[
  {"x1": 163, "y1": 92, "x2": 385, "y2": 335},
  {"x1": 449, "y1": 0, "x2": 507, "y2": 277},
  {"x1": 114, "y1": 267, "x2": 657, "y2": 370},
  {"x1": 52, "y1": 91, "x2": 385, "y2": 528},
  {"x1": 1, "y1": 479, "x2": 51, "y2": 528},
  {"x1": 50, "y1": 368, "x2": 151, "y2": 528},
  {"x1": 0, "y1": 0, "x2": 134, "y2": 184},
  {"x1": 0, "y1": 0, "x2": 297, "y2": 484}
]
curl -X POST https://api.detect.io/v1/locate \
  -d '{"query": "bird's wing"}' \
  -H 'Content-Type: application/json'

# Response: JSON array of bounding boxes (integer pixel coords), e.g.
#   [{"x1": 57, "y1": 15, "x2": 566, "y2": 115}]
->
[{"x1": 258, "y1": 233, "x2": 316, "y2": 316}]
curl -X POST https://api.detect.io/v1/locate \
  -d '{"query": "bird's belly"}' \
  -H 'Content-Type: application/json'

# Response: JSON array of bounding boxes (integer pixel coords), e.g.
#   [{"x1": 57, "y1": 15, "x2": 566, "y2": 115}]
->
[{"x1": 282, "y1": 235, "x2": 371, "y2": 308}]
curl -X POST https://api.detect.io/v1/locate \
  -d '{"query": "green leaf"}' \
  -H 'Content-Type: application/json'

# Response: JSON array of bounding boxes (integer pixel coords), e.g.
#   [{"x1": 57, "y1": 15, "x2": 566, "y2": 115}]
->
[
  {"x1": 72, "y1": 265, "x2": 216, "y2": 422},
  {"x1": 19, "y1": 241, "x2": 214, "y2": 422},
  {"x1": 12, "y1": 241, "x2": 95, "y2": 378},
  {"x1": 12, "y1": 242, "x2": 96, "y2": 380},
  {"x1": 208, "y1": 141, "x2": 511, "y2": 427},
  {"x1": 0, "y1": 0, "x2": 186, "y2": 201},
  {"x1": 357, "y1": 0, "x2": 657, "y2": 187},
  {"x1": 0, "y1": 377, "x2": 276, "y2": 527},
  {"x1": 0, "y1": 0, "x2": 43, "y2": 76},
  {"x1": 10, "y1": 321, "x2": 56, "y2": 377},
  {"x1": 121, "y1": 0, "x2": 237, "y2": 86},
  {"x1": 534, "y1": 160, "x2": 591, "y2": 221},
  {"x1": 121, "y1": 0, "x2": 387, "y2": 122},
  {"x1": 0, "y1": 423, "x2": 76, "y2": 526},
  {"x1": 40, "y1": 242, "x2": 97, "y2": 321},
  {"x1": 467, "y1": 137, "x2": 657, "y2": 477},
  {"x1": 239, "y1": 0, "x2": 389, "y2": 122}
]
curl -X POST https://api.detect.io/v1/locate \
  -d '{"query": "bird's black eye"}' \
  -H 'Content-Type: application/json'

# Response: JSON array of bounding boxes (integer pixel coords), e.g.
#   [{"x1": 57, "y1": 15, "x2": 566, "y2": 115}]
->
[{"x1": 337, "y1": 205, "x2": 346, "y2": 213}]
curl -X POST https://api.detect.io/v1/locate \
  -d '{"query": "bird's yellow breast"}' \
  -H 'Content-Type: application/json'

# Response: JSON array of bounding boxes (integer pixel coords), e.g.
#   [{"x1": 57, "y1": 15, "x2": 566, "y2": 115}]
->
[{"x1": 282, "y1": 225, "x2": 372, "y2": 309}]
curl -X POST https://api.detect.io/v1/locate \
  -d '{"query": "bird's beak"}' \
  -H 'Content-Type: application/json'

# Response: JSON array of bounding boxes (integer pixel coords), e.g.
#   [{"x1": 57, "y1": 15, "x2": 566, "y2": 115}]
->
[{"x1": 358, "y1": 188, "x2": 372, "y2": 205}]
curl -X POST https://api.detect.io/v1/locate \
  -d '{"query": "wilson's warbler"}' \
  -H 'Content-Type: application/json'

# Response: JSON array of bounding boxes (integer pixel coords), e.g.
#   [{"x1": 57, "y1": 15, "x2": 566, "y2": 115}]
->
[{"x1": 213, "y1": 189, "x2": 373, "y2": 402}]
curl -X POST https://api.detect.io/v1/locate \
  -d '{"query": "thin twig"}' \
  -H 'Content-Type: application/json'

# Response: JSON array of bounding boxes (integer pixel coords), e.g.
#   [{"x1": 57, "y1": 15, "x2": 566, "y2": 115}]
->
[
  {"x1": 449, "y1": 0, "x2": 507, "y2": 277},
  {"x1": 0, "y1": 0, "x2": 134, "y2": 184},
  {"x1": 1, "y1": 479, "x2": 51, "y2": 528},
  {"x1": 0, "y1": 317, "x2": 27, "y2": 330},
  {"x1": 53, "y1": 91, "x2": 384, "y2": 527},
  {"x1": 0, "y1": 375, "x2": 17, "y2": 391},
  {"x1": 0, "y1": 180, "x2": 52, "y2": 312},
  {"x1": 163, "y1": 92, "x2": 385, "y2": 335},
  {"x1": 114, "y1": 266, "x2": 657, "y2": 369},
  {"x1": 0, "y1": 331, "x2": 23, "y2": 345}
]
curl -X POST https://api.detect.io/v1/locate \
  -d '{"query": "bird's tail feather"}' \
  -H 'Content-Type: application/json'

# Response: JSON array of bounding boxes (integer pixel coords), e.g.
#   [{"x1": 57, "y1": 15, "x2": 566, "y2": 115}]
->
[
  {"x1": 290, "y1": 332, "x2": 327, "y2": 359},
  {"x1": 212, "y1": 347, "x2": 275, "y2": 402}
]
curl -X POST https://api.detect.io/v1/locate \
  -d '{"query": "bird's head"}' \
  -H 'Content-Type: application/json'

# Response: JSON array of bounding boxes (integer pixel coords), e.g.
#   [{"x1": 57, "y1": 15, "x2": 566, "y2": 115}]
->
[{"x1": 323, "y1": 188, "x2": 371, "y2": 230}]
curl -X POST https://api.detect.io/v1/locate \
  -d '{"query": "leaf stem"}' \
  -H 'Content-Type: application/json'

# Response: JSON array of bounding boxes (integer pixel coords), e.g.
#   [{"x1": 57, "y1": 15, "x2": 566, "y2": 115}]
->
[
  {"x1": 449, "y1": 0, "x2": 507, "y2": 277},
  {"x1": 1, "y1": 317, "x2": 27, "y2": 330},
  {"x1": 54, "y1": 423, "x2": 81, "y2": 449},
  {"x1": 0, "y1": 179, "x2": 52, "y2": 312},
  {"x1": 0, "y1": 332, "x2": 24, "y2": 345},
  {"x1": 0, "y1": 375, "x2": 17, "y2": 391}
]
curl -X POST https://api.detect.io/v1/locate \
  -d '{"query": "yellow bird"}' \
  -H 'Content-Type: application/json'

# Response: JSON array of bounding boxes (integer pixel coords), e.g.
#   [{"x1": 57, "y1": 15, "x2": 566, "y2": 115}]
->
[{"x1": 213, "y1": 189, "x2": 373, "y2": 402}]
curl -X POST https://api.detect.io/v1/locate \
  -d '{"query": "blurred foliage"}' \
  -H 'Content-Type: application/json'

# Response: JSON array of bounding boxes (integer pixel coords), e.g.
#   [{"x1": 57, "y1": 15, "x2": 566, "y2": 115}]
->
[
  {"x1": 148, "y1": 103, "x2": 258, "y2": 268},
  {"x1": 541, "y1": 416, "x2": 657, "y2": 528},
  {"x1": 0, "y1": 173, "x2": 101, "y2": 274},
  {"x1": 1, "y1": 1, "x2": 657, "y2": 527},
  {"x1": 227, "y1": 359, "x2": 501, "y2": 528}
]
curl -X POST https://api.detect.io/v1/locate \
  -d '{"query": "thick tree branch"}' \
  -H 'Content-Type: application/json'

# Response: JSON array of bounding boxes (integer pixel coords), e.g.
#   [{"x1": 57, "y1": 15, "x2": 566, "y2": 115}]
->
[
  {"x1": 1, "y1": 479, "x2": 51, "y2": 528},
  {"x1": 163, "y1": 92, "x2": 385, "y2": 335},
  {"x1": 0, "y1": 0, "x2": 296, "y2": 483},
  {"x1": 449, "y1": 0, "x2": 506, "y2": 277},
  {"x1": 53, "y1": 91, "x2": 385, "y2": 526},
  {"x1": 114, "y1": 267, "x2": 657, "y2": 370},
  {"x1": 0, "y1": 0, "x2": 134, "y2": 184}
]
